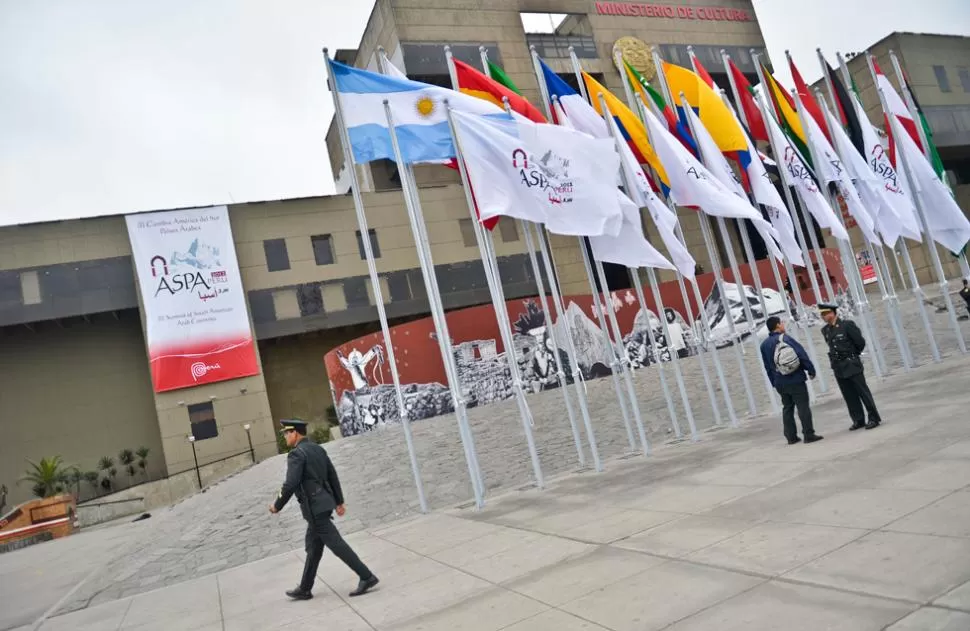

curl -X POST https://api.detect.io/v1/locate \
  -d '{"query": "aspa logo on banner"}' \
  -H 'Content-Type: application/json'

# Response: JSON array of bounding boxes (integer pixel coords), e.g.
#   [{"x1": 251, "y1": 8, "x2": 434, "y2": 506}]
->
[
  {"x1": 126, "y1": 206, "x2": 260, "y2": 393},
  {"x1": 512, "y1": 148, "x2": 574, "y2": 205}
]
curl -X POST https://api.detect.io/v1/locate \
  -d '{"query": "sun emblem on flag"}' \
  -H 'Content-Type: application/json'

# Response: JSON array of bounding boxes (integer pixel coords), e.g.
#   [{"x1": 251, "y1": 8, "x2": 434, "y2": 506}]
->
[{"x1": 415, "y1": 95, "x2": 436, "y2": 118}]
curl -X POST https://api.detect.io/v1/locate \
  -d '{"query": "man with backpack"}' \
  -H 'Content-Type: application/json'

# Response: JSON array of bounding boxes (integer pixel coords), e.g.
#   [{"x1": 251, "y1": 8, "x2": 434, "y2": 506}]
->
[{"x1": 760, "y1": 316, "x2": 823, "y2": 445}]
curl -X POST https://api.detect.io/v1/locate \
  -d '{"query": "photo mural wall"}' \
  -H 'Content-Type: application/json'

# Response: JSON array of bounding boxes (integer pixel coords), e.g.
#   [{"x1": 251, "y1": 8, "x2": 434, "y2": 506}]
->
[{"x1": 325, "y1": 251, "x2": 846, "y2": 437}]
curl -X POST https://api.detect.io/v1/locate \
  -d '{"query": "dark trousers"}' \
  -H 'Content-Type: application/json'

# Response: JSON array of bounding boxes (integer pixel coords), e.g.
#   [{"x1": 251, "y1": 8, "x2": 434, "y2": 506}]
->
[
  {"x1": 777, "y1": 382, "x2": 815, "y2": 441},
  {"x1": 836, "y1": 372, "x2": 881, "y2": 426},
  {"x1": 300, "y1": 512, "x2": 372, "y2": 591}
]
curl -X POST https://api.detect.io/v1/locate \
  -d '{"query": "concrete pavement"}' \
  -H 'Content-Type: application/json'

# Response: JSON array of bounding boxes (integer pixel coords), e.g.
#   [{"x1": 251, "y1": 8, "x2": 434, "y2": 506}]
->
[{"x1": 11, "y1": 351, "x2": 970, "y2": 631}]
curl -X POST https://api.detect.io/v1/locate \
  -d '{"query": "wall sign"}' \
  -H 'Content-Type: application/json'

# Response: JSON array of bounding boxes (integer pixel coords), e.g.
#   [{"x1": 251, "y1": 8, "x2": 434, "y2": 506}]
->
[{"x1": 594, "y1": 2, "x2": 754, "y2": 21}]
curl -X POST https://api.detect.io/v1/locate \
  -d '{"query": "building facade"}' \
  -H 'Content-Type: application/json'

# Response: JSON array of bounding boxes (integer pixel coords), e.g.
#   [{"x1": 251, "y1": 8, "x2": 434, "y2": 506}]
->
[{"x1": 1, "y1": 0, "x2": 779, "y2": 506}]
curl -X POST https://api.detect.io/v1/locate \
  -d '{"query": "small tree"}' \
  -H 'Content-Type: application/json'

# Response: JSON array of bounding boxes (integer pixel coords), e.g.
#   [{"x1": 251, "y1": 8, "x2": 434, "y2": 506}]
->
[
  {"x1": 67, "y1": 467, "x2": 83, "y2": 500},
  {"x1": 20, "y1": 456, "x2": 70, "y2": 498},
  {"x1": 83, "y1": 471, "x2": 100, "y2": 497},
  {"x1": 135, "y1": 447, "x2": 150, "y2": 480},
  {"x1": 98, "y1": 456, "x2": 115, "y2": 492},
  {"x1": 119, "y1": 449, "x2": 135, "y2": 488}
]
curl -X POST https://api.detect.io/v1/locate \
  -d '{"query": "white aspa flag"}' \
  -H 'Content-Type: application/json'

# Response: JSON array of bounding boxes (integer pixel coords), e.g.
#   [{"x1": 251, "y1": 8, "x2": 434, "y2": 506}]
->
[
  {"x1": 763, "y1": 98, "x2": 849, "y2": 242},
  {"x1": 853, "y1": 97, "x2": 921, "y2": 241},
  {"x1": 742, "y1": 131, "x2": 804, "y2": 265},
  {"x1": 590, "y1": 191, "x2": 675, "y2": 271},
  {"x1": 451, "y1": 109, "x2": 623, "y2": 238},
  {"x1": 645, "y1": 107, "x2": 782, "y2": 256},
  {"x1": 822, "y1": 103, "x2": 908, "y2": 246},
  {"x1": 891, "y1": 114, "x2": 970, "y2": 254},
  {"x1": 799, "y1": 105, "x2": 882, "y2": 245}
]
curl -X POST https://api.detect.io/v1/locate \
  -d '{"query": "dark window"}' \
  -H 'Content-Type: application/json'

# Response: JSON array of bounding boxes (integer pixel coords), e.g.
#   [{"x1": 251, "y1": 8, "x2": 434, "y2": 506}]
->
[
  {"x1": 297, "y1": 284, "x2": 323, "y2": 316},
  {"x1": 521, "y1": 13, "x2": 596, "y2": 59},
  {"x1": 933, "y1": 65, "x2": 951, "y2": 93},
  {"x1": 356, "y1": 229, "x2": 381, "y2": 259},
  {"x1": 311, "y1": 234, "x2": 335, "y2": 265},
  {"x1": 499, "y1": 218, "x2": 519, "y2": 243},
  {"x1": 959, "y1": 67, "x2": 970, "y2": 93},
  {"x1": 188, "y1": 402, "x2": 218, "y2": 440},
  {"x1": 458, "y1": 219, "x2": 477, "y2": 247},
  {"x1": 263, "y1": 239, "x2": 290, "y2": 272}
]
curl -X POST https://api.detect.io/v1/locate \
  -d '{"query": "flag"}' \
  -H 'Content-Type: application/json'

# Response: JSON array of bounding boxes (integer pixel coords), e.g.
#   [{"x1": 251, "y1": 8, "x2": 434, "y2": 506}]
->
[
  {"x1": 590, "y1": 191, "x2": 675, "y2": 271},
  {"x1": 823, "y1": 102, "x2": 908, "y2": 245},
  {"x1": 872, "y1": 58, "x2": 923, "y2": 153},
  {"x1": 681, "y1": 104, "x2": 784, "y2": 262},
  {"x1": 662, "y1": 60, "x2": 750, "y2": 169},
  {"x1": 486, "y1": 60, "x2": 522, "y2": 95},
  {"x1": 763, "y1": 94, "x2": 849, "y2": 242},
  {"x1": 902, "y1": 71, "x2": 948, "y2": 183},
  {"x1": 580, "y1": 70, "x2": 671, "y2": 191},
  {"x1": 450, "y1": 109, "x2": 623, "y2": 238},
  {"x1": 330, "y1": 60, "x2": 507, "y2": 164},
  {"x1": 762, "y1": 65, "x2": 811, "y2": 167},
  {"x1": 728, "y1": 58, "x2": 768, "y2": 142},
  {"x1": 825, "y1": 61, "x2": 865, "y2": 155},
  {"x1": 453, "y1": 59, "x2": 546, "y2": 123},
  {"x1": 890, "y1": 113, "x2": 970, "y2": 255},
  {"x1": 798, "y1": 97, "x2": 882, "y2": 245},
  {"x1": 623, "y1": 60, "x2": 695, "y2": 152},
  {"x1": 789, "y1": 58, "x2": 830, "y2": 140},
  {"x1": 606, "y1": 115, "x2": 696, "y2": 278},
  {"x1": 643, "y1": 105, "x2": 781, "y2": 250}
]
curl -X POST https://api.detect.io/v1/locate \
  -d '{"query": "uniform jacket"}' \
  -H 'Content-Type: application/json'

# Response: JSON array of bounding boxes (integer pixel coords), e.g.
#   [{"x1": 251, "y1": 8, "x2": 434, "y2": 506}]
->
[
  {"x1": 759, "y1": 332, "x2": 816, "y2": 387},
  {"x1": 274, "y1": 438, "x2": 344, "y2": 520},
  {"x1": 960, "y1": 286, "x2": 970, "y2": 308},
  {"x1": 821, "y1": 318, "x2": 866, "y2": 378}
]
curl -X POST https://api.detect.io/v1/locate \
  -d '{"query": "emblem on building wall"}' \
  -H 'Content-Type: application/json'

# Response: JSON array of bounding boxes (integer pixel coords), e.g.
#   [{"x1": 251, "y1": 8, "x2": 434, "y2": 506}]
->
[{"x1": 612, "y1": 36, "x2": 655, "y2": 80}]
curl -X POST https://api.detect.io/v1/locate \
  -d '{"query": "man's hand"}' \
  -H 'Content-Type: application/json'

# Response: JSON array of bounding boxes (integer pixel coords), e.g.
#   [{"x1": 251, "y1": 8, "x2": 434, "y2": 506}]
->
[
  {"x1": 268, "y1": 503, "x2": 278, "y2": 515},
  {"x1": 336, "y1": 504, "x2": 346, "y2": 517},
  {"x1": 809, "y1": 373, "x2": 817, "y2": 380}
]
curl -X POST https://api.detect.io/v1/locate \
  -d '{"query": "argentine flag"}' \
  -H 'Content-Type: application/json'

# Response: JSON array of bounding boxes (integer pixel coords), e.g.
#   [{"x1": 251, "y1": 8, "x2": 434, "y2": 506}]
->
[{"x1": 330, "y1": 60, "x2": 508, "y2": 165}]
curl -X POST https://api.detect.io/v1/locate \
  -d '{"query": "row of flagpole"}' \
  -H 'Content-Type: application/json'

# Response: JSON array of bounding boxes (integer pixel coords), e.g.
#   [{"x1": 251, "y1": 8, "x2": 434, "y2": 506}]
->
[{"x1": 320, "y1": 38, "x2": 970, "y2": 514}]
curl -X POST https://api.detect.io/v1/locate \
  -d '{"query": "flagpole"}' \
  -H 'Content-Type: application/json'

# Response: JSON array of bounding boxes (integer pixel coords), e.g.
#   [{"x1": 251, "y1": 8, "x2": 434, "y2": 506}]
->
[
  {"x1": 616, "y1": 63, "x2": 725, "y2": 431},
  {"x1": 786, "y1": 75, "x2": 886, "y2": 380},
  {"x1": 445, "y1": 103, "x2": 547, "y2": 489},
  {"x1": 813, "y1": 57, "x2": 914, "y2": 371},
  {"x1": 323, "y1": 49, "x2": 428, "y2": 514},
  {"x1": 632, "y1": 91, "x2": 737, "y2": 426},
  {"x1": 598, "y1": 92, "x2": 697, "y2": 441},
  {"x1": 650, "y1": 48, "x2": 759, "y2": 418},
  {"x1": 528, "y1": 44, "x2": 637, "y2": 455},
  {"x1": 864, "y1": 51, "x2": 943, "y2": 363},
  {"x1": 566, "y1": 46, "x2": 648, "y2": 455}
]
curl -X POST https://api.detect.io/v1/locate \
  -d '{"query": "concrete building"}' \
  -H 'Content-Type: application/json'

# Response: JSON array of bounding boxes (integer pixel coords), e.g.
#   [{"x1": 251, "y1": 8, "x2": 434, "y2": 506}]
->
[
  {"x1": 1, "y1": 0, "x2": 778, "y2": 506},
  {"x1": 810, "y1": 32, "x2": 970, "y2": 285}
]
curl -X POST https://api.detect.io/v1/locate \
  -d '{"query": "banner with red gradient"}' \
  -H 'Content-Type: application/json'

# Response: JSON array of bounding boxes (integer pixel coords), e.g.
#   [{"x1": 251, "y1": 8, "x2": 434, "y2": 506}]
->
[{"x1": 125, "y1": 206, "x2": 259, "y2": 392}]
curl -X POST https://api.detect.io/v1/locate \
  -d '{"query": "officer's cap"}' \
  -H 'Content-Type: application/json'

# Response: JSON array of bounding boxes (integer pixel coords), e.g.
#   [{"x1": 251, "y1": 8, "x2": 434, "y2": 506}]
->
[
  {"x1": 817, "y1": 302, "x2": 837, "y2": 314},
  {"x1": 279, "y1": 419, "x2": 308, "y2": 435}
]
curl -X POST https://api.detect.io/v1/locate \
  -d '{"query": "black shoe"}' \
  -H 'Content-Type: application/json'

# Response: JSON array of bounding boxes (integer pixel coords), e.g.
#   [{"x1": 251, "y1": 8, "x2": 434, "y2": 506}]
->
[
  {"x1": 804, "y1": 434, "x2": 824, "y2": 444},
  {"x1": 285, "y1": 587, "x2": 313, "y2": 600},
  {"x1": 849, "y1": 423, "x2": 866, "y2": 431},
  {"x1": 349, "y1": 575, "x2": 379, "y2": 597},
  {"x1": 865, "y1": 421, "x2": 880, "y2": 430},
  {"x1": 787, "y1": 437, "x2": 802, "y2": 445}
]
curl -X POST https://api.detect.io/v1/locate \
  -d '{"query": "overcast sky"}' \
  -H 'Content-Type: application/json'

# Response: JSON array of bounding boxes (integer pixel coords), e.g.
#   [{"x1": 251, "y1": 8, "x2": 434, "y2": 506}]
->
[{"x1": 1, "y1": 0, "x2": 968, "y2": 227}]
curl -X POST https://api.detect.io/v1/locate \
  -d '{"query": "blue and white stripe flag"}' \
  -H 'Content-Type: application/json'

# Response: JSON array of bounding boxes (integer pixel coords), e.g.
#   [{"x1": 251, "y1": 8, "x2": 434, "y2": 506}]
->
[{"x1": 329, "y1": 60, "x2": 508, "y2": 165}]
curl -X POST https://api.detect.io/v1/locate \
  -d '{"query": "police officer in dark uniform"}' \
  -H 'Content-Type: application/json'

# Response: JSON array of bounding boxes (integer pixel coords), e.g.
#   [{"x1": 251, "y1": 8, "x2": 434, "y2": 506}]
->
[
  {"x1": 269, "y1": 419, "x2": 379, "y2": 600},
  {"x1": 819, "y1": 303, "x2": 882, "y2": 430}
]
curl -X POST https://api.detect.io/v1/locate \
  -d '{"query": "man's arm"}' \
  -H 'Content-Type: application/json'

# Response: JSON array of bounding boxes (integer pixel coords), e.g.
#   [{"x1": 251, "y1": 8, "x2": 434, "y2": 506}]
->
[
  {"x1": 790, "y1": 337, "x2": 816, "y2": 377},
  {"x1": 273, "y1": 448, "x2": 306, "y2": 512},
  {"x1": 845, "y1": 320, "x2": 866, "y2": 353},
  {"x1": 325, "y1": 454, "x2": 345, "y2": 507},
  {"x1": 759, "y1": 339, "x2": 775, "y2": 386}
]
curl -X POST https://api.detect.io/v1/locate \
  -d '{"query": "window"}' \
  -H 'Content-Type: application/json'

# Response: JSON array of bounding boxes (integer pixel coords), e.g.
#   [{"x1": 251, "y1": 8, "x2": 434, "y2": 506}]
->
[
  {"x1": 188, "y1": 402, "x2": 218, "y2": 441},
  {"x1": 458, "y1": 218, "x2": 477, "y2": 247},
  {"x1": 263, "y1": 239, "x2": 290, "y2": 272},
  {"x1": 499, "y1": 218, "x2": 519, "y2": 243},
  {"x1": 311, "y1": 234, "x2": 335, "y2": 266},
  {"x1": 933, "y1": 65, "x2": 951, "y2": 93},
  {"x1": 959, "y1": 67, "x2": 970, "y2": 93},
  {"x1": 356, "y1": 228, "x2": 381, "y2": 259},
  {"x1": 520, "y1": 13, "x2": 596, "y2": 59}
]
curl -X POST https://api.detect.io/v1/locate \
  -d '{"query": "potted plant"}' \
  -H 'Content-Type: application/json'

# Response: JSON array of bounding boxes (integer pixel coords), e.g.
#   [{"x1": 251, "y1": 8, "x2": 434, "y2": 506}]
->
[
  {"x1": 98, "y1": 456, "x2": 115, "y2": 493},
  {"x1": 135, "y1": 447, "x2": 150, "y2": 480},
  {"x1": 20, "y1": 456, "x2": 70, "y2": 498},
  {"x1": 119, "y1": 449, "x2": 135, "y2": 488}
]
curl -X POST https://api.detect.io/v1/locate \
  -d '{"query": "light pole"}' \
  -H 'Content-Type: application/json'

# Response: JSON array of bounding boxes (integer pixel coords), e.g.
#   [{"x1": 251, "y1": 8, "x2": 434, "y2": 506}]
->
[
  {"x1": 243, "y1": 424, "x2": 254, "y2": 463},
  {"x1": 187, "y1": 435, "x2": 201, "y2": 490}
]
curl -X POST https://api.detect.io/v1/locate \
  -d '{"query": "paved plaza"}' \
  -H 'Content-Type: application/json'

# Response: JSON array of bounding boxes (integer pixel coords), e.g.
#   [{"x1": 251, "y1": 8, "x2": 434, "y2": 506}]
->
[{"x1": 4, "y1": 292, "x2": 970, "y2": 630}]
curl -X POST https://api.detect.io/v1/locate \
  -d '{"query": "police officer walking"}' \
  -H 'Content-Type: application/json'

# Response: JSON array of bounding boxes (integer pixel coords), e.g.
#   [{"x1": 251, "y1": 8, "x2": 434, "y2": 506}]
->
[
  {"x1": 269, "y1": 419, "x2": 379, "y2": 600},
  {"x1": 819, "y1": 303, "x2": 882, "y2": 430}
]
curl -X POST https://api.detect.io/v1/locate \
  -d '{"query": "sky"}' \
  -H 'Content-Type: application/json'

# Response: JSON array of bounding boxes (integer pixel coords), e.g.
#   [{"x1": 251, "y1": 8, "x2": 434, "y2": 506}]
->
[{"x1": 1, "y1": 0, "x2": 968, "y2": 227}]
